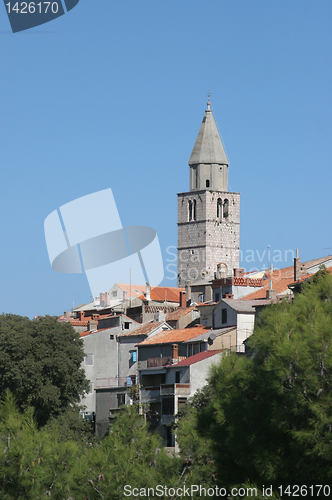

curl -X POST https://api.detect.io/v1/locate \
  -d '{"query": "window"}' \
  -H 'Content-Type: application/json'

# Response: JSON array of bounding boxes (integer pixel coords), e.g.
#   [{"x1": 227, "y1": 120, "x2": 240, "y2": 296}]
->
[
  {"x1": 198, "y1": 293, "x2": 205, "y2": 302},
  {"x1": 206, "y1": 179, "x2": 210, "y2": 187},
  {"x1": 112, "y1": 291, "x2": 117, "y2": 297},
  {"x1": 193, "y1": 199, "x2": 197, "y2": 220},
  {"x1": 222, "y1": 308, "x2": 227, "y2": 324},
  {"x1": 117, "y1": 394, "x2": 125, "y2": 407},
  {"x1": 124, "y1": 322, "x2": 130, "y2": 330},
  {"x1": 175, "y1": 371, "x2": 180, "y2": 383},
  {"x1": 223, "y1": 199, "x2": 229, "y2": 218},
  {"x1": 130, "y1": 351, "x2": 137, "y2": 363},
  {"x1": 162, "y1": 397, "x2": 174, "y2": 415},
  {"x1": 188, "y1": 200, "x2": 193, "y2": 221},
  {"x1": 215, "y1": 292, "x2": 220, "y2": 302},
  {"x1": 217, "y1": 198, "x2": 222, "y2": 218},
  {"x1": 85, "y1": 354, "x2": 94, "y2": 366},
  {"x1": 110, "y1": 334, "x2": 114, "y2": 340}
]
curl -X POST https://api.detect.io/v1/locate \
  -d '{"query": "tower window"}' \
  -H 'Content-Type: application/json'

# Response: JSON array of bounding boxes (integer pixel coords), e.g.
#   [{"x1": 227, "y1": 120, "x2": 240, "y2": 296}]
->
[
  {"x1": 193, "y1": 199, "x2": 197, "y2": 221},
  {"x1": 223, "y1": 199, "x2": 229, "y2": 218},
  {"x1": 188, "y1": 200, "x2": 193, "y2": 221},
  {"x1": 217, "y1": 198, "x2": 222, "y2": 218},
  {"x1": 206, "y1": 179, "x2": 210, "y2": 188}
]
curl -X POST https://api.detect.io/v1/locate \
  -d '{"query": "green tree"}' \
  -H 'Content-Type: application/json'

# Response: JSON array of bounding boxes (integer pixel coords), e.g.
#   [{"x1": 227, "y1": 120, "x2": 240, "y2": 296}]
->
[
  {"x1": 0, "y1": 314, "x2": 89, "y2": 427},
  {"x1": 179, "y1": 270, "x2": 332, "y2": 492}
]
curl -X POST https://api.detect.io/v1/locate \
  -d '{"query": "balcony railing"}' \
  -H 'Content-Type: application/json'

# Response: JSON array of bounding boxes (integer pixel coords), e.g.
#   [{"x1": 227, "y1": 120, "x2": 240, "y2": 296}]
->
[
  {"x1": 140, "y1": 386, "x2": 161, "y2": 403},
  {"x1": 160, "y1": 383, "x2": 190, "y2": 396},
  {"x1": 95, "y1": 377, "x2": 128, "y2": 388},
  {"x1": 146, "y1": 355, "x2": 187, "y2": 368},
  {"x1": 147, "y1": 356, "x2": 172, "y2": 368}
]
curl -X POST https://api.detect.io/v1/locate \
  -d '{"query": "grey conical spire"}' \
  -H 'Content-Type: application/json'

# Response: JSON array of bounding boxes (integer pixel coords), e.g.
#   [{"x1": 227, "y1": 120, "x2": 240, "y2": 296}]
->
[{"x1": 189, "y1": 100, "x2": 229, "y2": 166}]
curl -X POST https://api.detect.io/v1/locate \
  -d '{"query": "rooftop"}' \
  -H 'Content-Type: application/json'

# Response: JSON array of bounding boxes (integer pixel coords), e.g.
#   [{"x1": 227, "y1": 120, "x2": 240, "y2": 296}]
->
[
  {"x1": 189, "y1": 101, "x2": 229, "y2": 166},
  {"x1": 138, "y1": 286, "x2": 185, "y2": 303},
  {"x1": 173, "y1": 349, "x2": 223, "y2": 367},
  {"x1": 137, "y1": 325, "x2": 211, "y2": 346},
  {"x1": 241, "y1": 256, "x2": 332, "y2": 301}
]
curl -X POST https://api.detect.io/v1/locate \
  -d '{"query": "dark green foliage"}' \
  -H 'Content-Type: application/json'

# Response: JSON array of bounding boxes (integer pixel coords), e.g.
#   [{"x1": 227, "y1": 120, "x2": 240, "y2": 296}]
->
[
  {"x1": 0, "y1": 314, "x2": 89, "y2": 427},
  {"x1": 187, "y1": 270, "x2": 332, "y2": 491},
  {"x1": 0, "y1": 396, "x2": 182, "y2": 499}
]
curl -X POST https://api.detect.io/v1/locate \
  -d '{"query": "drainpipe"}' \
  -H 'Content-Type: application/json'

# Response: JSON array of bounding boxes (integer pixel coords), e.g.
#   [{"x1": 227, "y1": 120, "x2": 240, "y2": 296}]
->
[{"x1": 117, "y1": 336, "x2": 121, "y2": 386}]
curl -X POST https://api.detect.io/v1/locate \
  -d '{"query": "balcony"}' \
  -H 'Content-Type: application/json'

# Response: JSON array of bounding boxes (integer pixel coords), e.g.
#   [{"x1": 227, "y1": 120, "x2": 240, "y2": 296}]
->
[
  {"x1": 140, "y1": 386, "x2": 160, "y2": 403},
  {"x1": 95, "y1": 377, "x2": 128, "y2": 388},
  {"x1": 147, "y1": 356, "x2": 172, "y2": 368},
  {"x1": 146, "y1": 355, "x2": 187, "y2": 368},
  {"x1": 160, "y1": 383, "x2": 190, "y2": 396}
]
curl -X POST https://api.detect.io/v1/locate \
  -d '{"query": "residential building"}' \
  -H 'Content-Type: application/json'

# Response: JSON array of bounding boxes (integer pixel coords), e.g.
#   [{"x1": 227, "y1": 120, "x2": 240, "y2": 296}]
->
[{"x1": 94, "y1": 320, "x2": 172, "y2": 436}]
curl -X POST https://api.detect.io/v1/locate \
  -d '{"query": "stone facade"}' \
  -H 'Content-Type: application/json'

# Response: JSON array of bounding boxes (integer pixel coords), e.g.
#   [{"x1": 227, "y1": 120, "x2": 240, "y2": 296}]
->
[
  {"x1": 177, "y1": 101, "x2": 240, "y2": 288},
  {"x1": 178, "y1": 189, "x2": 240, "y2": 286}
]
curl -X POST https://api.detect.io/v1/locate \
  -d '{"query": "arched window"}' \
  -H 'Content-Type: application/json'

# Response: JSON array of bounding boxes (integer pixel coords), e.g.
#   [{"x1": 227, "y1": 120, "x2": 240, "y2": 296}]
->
[
  {"x1": 193, "y1": 199, "x2": 197, "y2": 221},
  {"x1": 206, "y1": 179, "x2": 210, "y2": 188},
  {"x1": 217, "y1": 198, "x2": 222, "y2": 218},
  {"x1": 188, "y1": 200, "x2": 193, "y2": 221},
  {"x1": 223, "y1": 199, "x2": 229, "y2": 218}
]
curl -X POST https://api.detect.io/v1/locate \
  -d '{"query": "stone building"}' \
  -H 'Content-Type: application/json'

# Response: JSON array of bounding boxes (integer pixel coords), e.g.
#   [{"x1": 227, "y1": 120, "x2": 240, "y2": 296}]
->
[{"x1": 178, "y1": 100, "x2": 240, "y2": 287}]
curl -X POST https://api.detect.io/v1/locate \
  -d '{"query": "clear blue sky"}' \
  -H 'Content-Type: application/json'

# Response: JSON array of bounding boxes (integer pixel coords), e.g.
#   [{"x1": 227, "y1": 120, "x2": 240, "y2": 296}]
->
[{"x1": 1, "y1": 1, "x2": 332, "y2": 318}]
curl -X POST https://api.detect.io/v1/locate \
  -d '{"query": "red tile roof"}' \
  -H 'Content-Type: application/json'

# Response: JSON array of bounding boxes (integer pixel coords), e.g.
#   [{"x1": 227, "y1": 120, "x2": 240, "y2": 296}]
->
[
  {"x1": 115, "y1": 284, "x2": 146, "y2": 298},
  {"x1": 120, "y1": 321, "x2": 168, "y2": 337},
  {"x1": 137, "y1": 286, "x2": 185, "y2": 303},
  {"x1": 173, "y1": 349, "x2": 223, "y2": 366},
  {"x1": 137, "y1": 325, "x2": 211, "y2": 346},
  {"x1": 242, "y1": 257, "x2": 332, "y2": 301},
  {"x1": 165, "y1": 306, "x2": 195, "y2": 321}
]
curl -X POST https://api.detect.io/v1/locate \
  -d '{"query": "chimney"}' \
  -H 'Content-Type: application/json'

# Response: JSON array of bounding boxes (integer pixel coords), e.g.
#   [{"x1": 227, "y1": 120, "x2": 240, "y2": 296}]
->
[
  {"x1": 233, "y1": 268, "x2": 244, "y2": 278},
  {"x1": 266, "y1": 289, "x2": 277, "y2": 299},
  {"x1": 145, "y1": 282, "x2": 151, "y2": 301},
  {"x1": 87, "y1": 319, "x2": 97, "y2": 331},
  {"x1": 154, "y1": 310, "x2": 166, "y2": 322},
  {"x1": 225, "y1": 293, "x2": 234, "y2": 299},
  {"x1": 179, "y1": 290, "x2": 187, "y2": 308},
  {"x1": 79, "y1": 311, "x2": 85, "y2": 321},
  {"x1": 294, "y1": 249, "x2": 302, "y2": 281},
  {"x1": 171, "y1": 344, "x2": 179, "y2": 363}
]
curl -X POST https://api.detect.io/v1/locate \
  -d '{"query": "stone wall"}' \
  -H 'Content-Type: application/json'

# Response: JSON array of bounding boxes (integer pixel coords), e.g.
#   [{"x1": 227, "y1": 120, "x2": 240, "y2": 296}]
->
[{"x1": 178, "y1": 190, "x2": 240, "y2": 286}]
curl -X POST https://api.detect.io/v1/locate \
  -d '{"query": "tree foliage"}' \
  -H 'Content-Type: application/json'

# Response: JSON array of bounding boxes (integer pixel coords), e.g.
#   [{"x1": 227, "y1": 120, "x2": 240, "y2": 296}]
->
[
  {"x1": 0, "y1": 395, "x2": 182, "y2": 499},
  {"x1": 0, "y1": 314, "x2": 89, "y2": 427},
  {"x1": 186, "y1": 270, "x2": 332, "y2": 491}
]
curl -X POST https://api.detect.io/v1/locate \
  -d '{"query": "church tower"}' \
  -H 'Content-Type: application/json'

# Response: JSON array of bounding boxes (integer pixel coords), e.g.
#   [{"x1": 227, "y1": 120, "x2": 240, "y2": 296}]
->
[{"x1": 177, "y1": 99, "x2": 240, "y2": 287}]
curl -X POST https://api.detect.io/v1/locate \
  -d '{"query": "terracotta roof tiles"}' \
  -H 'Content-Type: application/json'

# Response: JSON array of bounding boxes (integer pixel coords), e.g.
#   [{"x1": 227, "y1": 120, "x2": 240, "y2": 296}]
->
[
  {"x1": 137, "y1": 286, "x2": 185, "y2": 303},
  {"x1": 137, "y1": 325, "x2": 211, "y2": 346}
]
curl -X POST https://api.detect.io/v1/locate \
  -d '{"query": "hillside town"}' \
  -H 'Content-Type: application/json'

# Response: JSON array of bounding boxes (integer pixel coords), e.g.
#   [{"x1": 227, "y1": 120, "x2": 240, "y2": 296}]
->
[{"x1": 57, "y1": 100, "x2": 332, "y2": 444}]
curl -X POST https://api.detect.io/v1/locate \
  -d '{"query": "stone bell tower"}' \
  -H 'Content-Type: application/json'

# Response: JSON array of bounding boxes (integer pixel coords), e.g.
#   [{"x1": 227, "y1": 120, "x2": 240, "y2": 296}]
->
[{"x1": 177, "y1": 99, "x2": 240, "y2": 287}]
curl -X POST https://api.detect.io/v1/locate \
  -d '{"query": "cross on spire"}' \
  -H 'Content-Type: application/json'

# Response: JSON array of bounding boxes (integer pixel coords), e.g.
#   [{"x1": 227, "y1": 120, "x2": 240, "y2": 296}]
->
[{"x1": 206, "y1": 89, "x2": 212, "y2": 110}]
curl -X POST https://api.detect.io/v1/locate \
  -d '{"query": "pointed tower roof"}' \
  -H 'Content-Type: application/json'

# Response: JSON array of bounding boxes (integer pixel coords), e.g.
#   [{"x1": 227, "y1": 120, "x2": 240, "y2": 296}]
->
[{"x1": 189, "y1": 100, "x2": 229, "y2": 166}]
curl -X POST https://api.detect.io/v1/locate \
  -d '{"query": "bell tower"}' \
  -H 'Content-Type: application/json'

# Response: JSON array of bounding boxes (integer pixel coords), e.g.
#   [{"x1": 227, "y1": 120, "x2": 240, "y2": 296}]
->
[{"x1": 177, "y1": 99, "x2": 240, "y2": 287}]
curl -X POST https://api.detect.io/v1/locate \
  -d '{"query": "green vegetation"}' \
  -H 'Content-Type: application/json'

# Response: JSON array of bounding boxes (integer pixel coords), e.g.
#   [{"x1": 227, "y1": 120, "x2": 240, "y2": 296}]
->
[
  {"x1": 0, "y1": 314, "x2": 89, "y2": 427},
  {"x1": 176, "y1": 268, "x2": 332, "y2": 495},
  {"x1": 1, "y1": 270, "x2": 332, "y2": 497}
]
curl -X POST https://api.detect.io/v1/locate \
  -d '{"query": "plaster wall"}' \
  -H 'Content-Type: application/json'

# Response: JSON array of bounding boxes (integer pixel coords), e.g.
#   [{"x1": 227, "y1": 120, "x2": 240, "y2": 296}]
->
[
  {"x1": 189, "y1": 352, "x2": 224, "y2": 395},
  {"x1": 237, "y1": 313, "x2": 255, "y2": 351}
]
